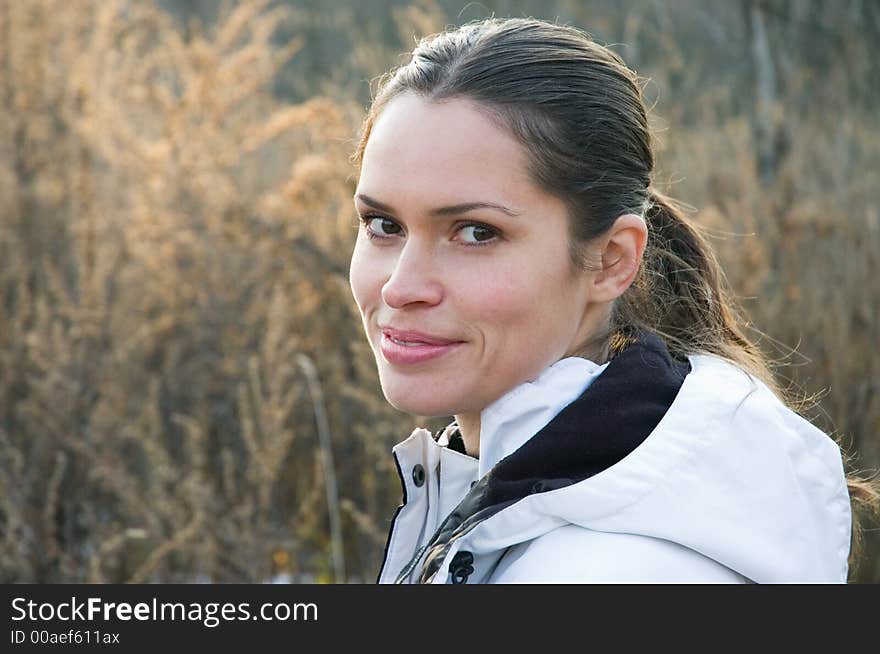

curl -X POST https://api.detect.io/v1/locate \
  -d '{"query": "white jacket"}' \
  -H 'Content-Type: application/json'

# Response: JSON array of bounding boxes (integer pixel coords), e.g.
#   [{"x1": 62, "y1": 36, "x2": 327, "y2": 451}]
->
[{"x1": 377, "y1": 332, "x2": 852, "y2": 584}]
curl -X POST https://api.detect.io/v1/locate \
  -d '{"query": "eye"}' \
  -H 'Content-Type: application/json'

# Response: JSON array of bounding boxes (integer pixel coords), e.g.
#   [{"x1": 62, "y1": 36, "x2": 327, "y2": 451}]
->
[
  {"x1": 457, "y1": 223, "x2": 498, "y2": 245},
  {"x1": 362, "y1": 215, "x2": 402, "y2": 238}
]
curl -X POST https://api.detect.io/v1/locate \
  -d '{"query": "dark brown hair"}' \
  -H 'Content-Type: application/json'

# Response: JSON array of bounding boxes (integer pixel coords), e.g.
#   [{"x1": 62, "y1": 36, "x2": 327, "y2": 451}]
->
[{"x1": 352, "y1": 16, "x2": 879, "y2": 578}]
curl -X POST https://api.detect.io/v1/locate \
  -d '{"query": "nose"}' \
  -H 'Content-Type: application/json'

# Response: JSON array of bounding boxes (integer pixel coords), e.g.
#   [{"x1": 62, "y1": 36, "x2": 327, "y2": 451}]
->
[{"x1": 381, "y1": 240, "x2": 443, "y2": 308}]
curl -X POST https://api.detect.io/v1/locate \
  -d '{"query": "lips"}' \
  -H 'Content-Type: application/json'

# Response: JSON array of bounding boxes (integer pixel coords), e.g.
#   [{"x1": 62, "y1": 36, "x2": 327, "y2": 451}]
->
[
  {"x1": 378, "y1": 326, "x2": 464, "y2": 365},
  {"x1": 380, "y1": 327, "x2": 460, "y2": 346}
]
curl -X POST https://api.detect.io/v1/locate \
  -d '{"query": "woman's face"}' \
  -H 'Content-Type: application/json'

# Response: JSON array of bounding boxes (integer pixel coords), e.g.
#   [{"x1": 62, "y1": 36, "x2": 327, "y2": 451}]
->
[{"x1": 349, "y1": 93, "x2": 600, "y2": 420}]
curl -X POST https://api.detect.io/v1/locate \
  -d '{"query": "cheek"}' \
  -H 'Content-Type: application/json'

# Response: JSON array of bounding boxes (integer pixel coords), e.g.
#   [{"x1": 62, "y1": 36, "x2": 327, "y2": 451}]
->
[
  {"x1": 465, "y1": 257, "x2": 582, "y2": 350},
  {"x1": 457, "y1": 261, "x2": 546, "y2": 339},
  {"x1": 349, "y1": 239, "x2": 381, "y2": 313}
]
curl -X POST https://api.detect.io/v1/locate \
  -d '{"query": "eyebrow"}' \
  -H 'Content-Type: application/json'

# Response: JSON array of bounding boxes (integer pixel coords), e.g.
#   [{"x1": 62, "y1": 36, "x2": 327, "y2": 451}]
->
[{"x1": 355, "y1": 193, "x2": 522, "y2": 218}]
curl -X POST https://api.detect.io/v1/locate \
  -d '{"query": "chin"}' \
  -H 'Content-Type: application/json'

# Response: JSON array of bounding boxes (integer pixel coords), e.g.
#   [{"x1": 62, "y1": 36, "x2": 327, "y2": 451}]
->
[
  {"x1": 385, "y1": 394, "x2": 452, "y2": 418},
  {"x1": 381, "y1": 383, "x2": 460, "y2": 418}
]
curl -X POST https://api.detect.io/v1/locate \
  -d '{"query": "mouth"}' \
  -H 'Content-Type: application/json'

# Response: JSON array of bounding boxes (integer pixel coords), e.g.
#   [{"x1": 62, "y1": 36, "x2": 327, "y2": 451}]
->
[
  {"x1": 378, "y1": 327, "x2": 464, "y2": 365},
  {"x1": 387, "y1": 336, "x2": 427, "y2": 347},
  {"x1": 379, "y1": 326, "x2": 462, "y2": 347}
]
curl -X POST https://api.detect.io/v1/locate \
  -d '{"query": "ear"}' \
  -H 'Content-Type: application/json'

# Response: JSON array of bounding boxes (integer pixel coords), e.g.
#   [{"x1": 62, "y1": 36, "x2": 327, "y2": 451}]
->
[{"x1": 589, "y1": 213, "x2": 648, "y2": 303}]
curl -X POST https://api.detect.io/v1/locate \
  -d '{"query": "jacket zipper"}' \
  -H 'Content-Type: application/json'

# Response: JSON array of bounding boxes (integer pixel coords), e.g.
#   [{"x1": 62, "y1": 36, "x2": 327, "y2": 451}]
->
[{"x1": 376, "y1": 449, "x2": 408, "y2": 583}]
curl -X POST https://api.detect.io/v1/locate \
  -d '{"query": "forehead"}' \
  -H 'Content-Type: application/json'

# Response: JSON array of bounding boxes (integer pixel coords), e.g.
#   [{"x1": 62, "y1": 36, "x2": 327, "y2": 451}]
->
[{"x1": 358, "y1": 93, "x2": 535, "y2": 204}]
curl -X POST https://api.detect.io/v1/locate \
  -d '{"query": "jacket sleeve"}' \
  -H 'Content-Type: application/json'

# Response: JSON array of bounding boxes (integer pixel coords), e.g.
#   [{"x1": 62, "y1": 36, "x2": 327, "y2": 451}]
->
[{"x1": 488, "y1": 525, "x2": 750, "y2": 583}]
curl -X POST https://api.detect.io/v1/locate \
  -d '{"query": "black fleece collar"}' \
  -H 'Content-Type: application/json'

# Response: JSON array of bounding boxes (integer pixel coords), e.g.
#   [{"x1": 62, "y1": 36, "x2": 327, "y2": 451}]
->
[
  {"x1": 403, "y1": 330, "x2": 691, "y2": 583},
  {"x1": 481, "y1": 329, "x2": 691, "y2": 506}
]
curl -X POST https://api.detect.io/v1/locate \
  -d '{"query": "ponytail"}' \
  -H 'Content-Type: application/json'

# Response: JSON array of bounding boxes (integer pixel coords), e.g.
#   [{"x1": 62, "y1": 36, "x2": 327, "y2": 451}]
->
[
  {"x1": 612, "y1": 188, "x2": 880, "y2": 579},
  {"x1": 612, "y1": 189, "x2": 762, "y2": 370}
]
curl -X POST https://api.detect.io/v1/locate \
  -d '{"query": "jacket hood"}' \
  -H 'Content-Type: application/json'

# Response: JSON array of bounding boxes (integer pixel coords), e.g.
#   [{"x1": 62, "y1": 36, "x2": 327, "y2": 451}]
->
[{"x1": 404, "y1": 331, "x2": 851, "y2": 583}]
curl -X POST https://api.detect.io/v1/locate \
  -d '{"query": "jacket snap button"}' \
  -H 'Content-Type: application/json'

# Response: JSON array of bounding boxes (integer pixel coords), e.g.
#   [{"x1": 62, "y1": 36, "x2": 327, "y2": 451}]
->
[
  {"x1": 450, "y1": 550, "x2": 474, "y2": 584},
  {"x1": 412, "y1": 464, "x2": 425, "y2": 487}
]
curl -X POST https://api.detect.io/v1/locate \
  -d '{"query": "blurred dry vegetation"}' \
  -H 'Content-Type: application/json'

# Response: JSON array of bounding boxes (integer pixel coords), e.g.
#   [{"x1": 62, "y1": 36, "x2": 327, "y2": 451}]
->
[{"x1": 0, "y1": 0, "x2": 878, "y2": 582}]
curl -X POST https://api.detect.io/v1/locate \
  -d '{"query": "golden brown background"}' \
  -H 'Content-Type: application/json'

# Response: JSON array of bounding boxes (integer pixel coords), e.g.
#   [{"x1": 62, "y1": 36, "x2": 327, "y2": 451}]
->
[{"x1": 1, "y1": 0, "x2": 877, "y2": 582}]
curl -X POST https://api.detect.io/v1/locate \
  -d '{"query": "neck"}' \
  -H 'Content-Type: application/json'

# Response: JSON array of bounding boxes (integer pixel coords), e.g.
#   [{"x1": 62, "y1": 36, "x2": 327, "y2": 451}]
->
[
  {"x1": 565, "y1": 313, "x2": 614, "y2": 364},
  {"x1": 454, "y1": 412, "x2": 481, "y2": 457},
  {"x1": 451, "y1": 313, "x2": 614, "y2": 460}
]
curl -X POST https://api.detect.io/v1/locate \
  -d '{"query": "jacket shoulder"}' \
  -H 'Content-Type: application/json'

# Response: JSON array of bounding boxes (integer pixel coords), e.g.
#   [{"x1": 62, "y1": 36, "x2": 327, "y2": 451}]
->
[
  {"x1": 488, "y1": 525, "x2": 750, "y2": 583},
  {"x1": 688, "y1": 354, "x2": 848, "y2": 495}
]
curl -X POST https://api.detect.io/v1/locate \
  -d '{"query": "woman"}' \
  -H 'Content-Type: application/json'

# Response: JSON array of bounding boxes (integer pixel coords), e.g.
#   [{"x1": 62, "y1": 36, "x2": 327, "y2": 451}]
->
[{"x1": 348, "y1": 17, "x2": 877, "y2": 583}]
